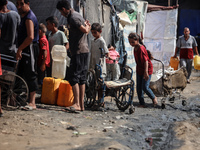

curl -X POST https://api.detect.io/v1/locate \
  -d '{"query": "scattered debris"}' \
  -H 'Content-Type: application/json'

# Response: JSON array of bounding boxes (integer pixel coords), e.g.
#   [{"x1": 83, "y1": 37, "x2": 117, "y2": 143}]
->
[
  {"x1": 40, "y1": 122, "x2": 47, "y2": 126},
  {"x1": 145, "y1": 137, "x2": 153, "y2": 146},
  {"x1": 66, "y1": 126, "x2": 77, "y2": 131}
]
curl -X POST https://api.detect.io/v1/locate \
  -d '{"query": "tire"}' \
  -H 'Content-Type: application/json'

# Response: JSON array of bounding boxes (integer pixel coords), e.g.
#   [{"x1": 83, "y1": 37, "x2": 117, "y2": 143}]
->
[
  {"x1": 115, "y1": 84, "x2": 134, "y2": 111},
  {"x1": 84, "y1": 70, "x2": 96, "y2": 108},
  {"x1": 0, "y1": 72, "x2": 29, "y2": 108}
]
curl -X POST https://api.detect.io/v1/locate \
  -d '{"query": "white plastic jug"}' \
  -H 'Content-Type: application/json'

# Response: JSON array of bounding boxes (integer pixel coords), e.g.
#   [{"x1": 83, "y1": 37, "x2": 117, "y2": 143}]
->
[{"x1": 51, "y1": 45, "x2": 67, "y2": 79}]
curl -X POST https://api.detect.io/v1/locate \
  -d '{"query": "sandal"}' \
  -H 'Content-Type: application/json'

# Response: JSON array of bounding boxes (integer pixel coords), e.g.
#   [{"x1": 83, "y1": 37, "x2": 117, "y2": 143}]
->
[
  {"x1": 21, "y1": 105, "x2": 36, "y2": 111},
  {"x1": 64, "y1": 107, "x2": 80, "y2": 114}
]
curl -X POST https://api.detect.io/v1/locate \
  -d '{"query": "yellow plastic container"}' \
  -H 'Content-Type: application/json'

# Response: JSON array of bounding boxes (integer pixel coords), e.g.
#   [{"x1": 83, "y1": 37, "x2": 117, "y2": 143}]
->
[
  {"x1": 170, "y1": 57, "x2": 179, "y2": 70},
  {"x1": 194, "y1": 55, "x2": 200, "y2": 70},
  {"x1": 41, "y1": 77, "x2": 62, "y2": 105},
  {"x1": 57, "y1": 80, "x2": 74, "y2": 107}
]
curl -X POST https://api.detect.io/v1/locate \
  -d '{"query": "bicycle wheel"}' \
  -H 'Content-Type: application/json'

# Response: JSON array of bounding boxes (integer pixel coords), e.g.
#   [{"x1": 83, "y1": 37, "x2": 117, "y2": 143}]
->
[
  {"x1": 84, "y1": 70, "x2": 96, "y2": 108},
  {"x1": 115, "y1": 84, "x2": 134, "y2": 111},
  {"x1": 0, "y1": 72, "x2": 29, "y2": 108}
]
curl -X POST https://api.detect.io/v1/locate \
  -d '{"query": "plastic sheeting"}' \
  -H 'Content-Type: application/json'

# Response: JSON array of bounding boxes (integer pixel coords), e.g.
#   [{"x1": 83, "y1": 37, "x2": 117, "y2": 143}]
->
[
  {"x1": 123, "y1": 24, "x2": 137, "y2": 75},
  {"x1": 115, "y1": 1, "x2": 148, "y2": 78},
  {"x1": 144, "y1": 9, "x2": 178, "y2": 66}
]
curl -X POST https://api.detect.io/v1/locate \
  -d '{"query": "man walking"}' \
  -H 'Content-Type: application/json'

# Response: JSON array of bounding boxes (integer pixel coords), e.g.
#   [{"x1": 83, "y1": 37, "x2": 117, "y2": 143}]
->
[
  {"x1": 56, "y1": 0, "x2": 91, "y2": 111},
  {"x1": 16, "y1": 0, "x2": 39, "y2": 110},
  {"x1": 173, "y1": 27, "x2": 199, "y2": 83}
]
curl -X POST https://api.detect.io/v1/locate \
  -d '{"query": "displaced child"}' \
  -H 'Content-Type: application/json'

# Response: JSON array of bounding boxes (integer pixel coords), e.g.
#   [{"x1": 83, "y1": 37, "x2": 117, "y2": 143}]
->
[
  {"x1": 90, "y1": 23, "x2": 110, "y2": 108},
  {"x1": 106, "y1": 44, "x2": 120, "y2": 81},
  {"x1": 128, "y1": 32, "x2": 158, "y2": 108},
  {"x1": 90, "y1": 23, "x2": 109, "y2": 73},
  {"x1": 46, "y1": 16, "x2": 69, "y2": 76},
  {"x1": 38, "y1": 23, "x2": 50, "y2": 86}
]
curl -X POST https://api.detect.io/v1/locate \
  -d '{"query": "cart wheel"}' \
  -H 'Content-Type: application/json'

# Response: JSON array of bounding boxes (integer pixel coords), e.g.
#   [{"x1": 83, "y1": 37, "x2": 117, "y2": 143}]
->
[
  {"x1": 1, "y1": 73, "x2": 29, "y2": 108},
  {"x1": 182, "y1": 100, "x2": 187, "y2": 106},
  {"x1": 84, "y1": 70, "x2": 96, "y2": 108},
  {"x1": 115, "y1": 84, "x2": 134, "y2": 111},
  {"x1": 129, "y1": 106, "x2": 135, "y2": 114}
]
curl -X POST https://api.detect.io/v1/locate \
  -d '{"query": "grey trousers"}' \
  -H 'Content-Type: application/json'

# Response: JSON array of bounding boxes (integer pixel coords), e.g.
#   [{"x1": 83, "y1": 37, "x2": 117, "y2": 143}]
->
[
  {"x1": 106, "y1": 63, "x2": 120, "y2": 81},
  {"x1": 180, "y1": 58, "x2": 193, "y2": 79}
]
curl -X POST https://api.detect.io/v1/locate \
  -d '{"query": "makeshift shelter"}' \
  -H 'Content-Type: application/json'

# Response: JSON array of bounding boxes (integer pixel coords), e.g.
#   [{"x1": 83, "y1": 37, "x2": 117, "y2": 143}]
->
[
  {"x1": 21, "y1": 0, "x2": 113, "y2": 47},
  {"x1": 139, "y1": 0, "x2": 200, "y2": 54},
  {"x1": 112, "y1": 0, "x2": 148, "y2": 77},
  {"x1": 144, "y1": 5, "x2": 178, "y2": 67}
]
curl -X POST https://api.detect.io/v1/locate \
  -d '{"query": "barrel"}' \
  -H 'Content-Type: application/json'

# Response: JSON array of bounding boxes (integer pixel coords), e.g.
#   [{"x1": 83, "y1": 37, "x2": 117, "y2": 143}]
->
[
  {"x1": 57, "y1": 80, "x2": 74, "y2": 107},
  {"x1": 170, "y1": 57, "x2": 179, "y2": 70}
]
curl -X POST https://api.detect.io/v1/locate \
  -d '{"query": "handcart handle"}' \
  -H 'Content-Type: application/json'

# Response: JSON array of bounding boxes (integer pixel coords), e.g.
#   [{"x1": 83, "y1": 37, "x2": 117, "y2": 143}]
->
[
  {"x1": 153, "y1": 58, "x2": 164, "y2": 77},
  {"x1": 0, "y1": 54, "x2": 17, "y2": 63},
  {"x1": 0, "y1": 57, "x2": 17, "y2": 63},
  {"x1": 153, "y1": 58, "x2": 165, "y2": 90},
  {"x1": 0, "y1": 54, "x2": 15, "y2": 59}
]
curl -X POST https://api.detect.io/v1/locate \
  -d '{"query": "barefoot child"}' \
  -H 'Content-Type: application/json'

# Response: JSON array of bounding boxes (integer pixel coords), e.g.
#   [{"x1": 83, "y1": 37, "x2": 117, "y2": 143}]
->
[
  {"x1": 37, "y1": 23, "x2": 50, "y2": 86},
  {"x1": 90, "y1": 23, "x2": 109, "y2": 72},
  {"x1": 128, "y1": 33, "x2": 158, "y2": 108}
]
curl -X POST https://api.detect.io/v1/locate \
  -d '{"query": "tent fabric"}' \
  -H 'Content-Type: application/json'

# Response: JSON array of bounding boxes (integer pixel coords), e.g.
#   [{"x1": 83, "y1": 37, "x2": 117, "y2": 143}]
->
[
  {"x1": 144, "y1": 9, "x2": 178, "y2": 66},
  {"x1": 113, "y1": 0, "x2": 148, "y2": 79},
  {"x1": 135, "y1": 0, "x2": 200, "y2": 9},
  {"x1": 178, "y1": 9, "x2": 200, "y2": 37},
  {"x1": 123, "y1": 24, "x2": 137, "y2": 74},
  {"x1": 112, "y1": 0, "x2": 138, "y2": 13}
]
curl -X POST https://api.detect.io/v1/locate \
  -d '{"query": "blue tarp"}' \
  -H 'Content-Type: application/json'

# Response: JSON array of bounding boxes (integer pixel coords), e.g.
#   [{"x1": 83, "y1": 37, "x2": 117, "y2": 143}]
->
[{"x1": 178, "y1": 9, "x2": 200, "y2": 36}]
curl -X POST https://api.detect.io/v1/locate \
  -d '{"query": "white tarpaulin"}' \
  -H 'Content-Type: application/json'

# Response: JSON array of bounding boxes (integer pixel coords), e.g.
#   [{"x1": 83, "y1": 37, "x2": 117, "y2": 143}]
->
[
  {"x1": 144, "y1": 9, "x2": 178, "y2": 66},
  {"x1": 124, "y1": 24, "x2": 137, "y2": 73}
]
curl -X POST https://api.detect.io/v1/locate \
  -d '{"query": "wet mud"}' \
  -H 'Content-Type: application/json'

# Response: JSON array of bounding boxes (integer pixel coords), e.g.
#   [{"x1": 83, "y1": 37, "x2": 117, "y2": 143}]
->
[{"x1": 0, "y1": 71, "x2": 200, "y2": 150}]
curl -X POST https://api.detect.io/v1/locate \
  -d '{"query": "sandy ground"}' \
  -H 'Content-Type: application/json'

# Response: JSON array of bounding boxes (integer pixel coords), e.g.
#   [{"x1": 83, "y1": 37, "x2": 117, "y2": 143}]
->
[{"x1": 0, "y1": 70, "x2": 200, "y2": 150}]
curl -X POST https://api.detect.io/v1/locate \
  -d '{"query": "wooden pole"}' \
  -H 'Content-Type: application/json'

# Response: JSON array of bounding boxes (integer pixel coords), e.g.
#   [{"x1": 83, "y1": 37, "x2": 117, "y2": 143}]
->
[
  {"x1": 168, "y1": 0, "x2": 170, "y2": 6},
  {"x1": 176, "y1": 0, "x2": 179, "y2": 5}
]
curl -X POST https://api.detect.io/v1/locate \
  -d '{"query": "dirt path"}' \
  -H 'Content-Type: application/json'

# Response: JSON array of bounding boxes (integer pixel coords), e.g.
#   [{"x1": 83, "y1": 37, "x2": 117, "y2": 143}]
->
[{"x1": 0, "y1": 71, "x2": 200, "y2": 150}]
